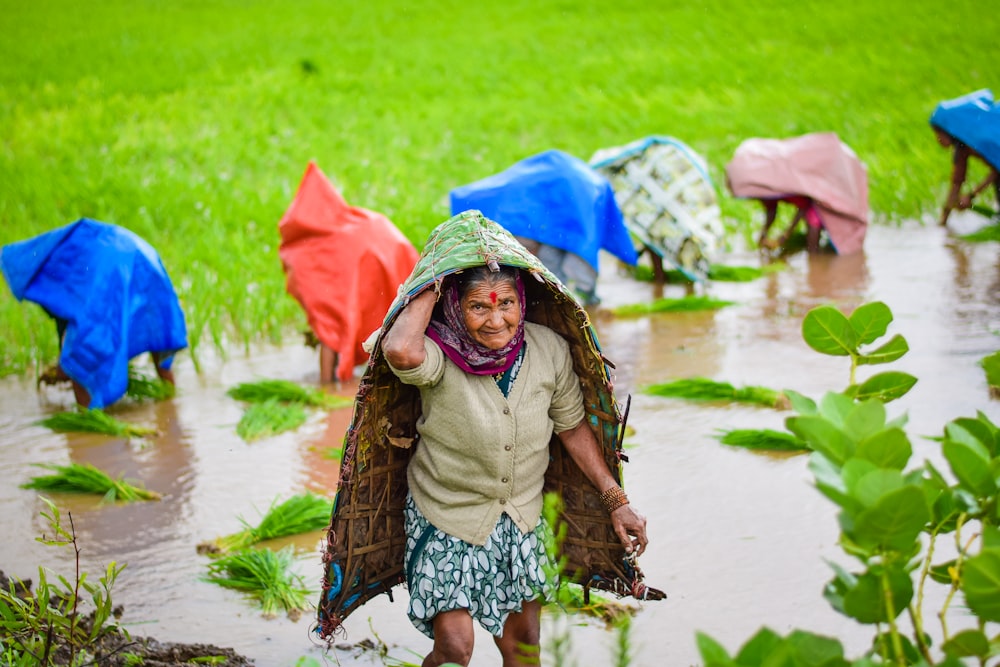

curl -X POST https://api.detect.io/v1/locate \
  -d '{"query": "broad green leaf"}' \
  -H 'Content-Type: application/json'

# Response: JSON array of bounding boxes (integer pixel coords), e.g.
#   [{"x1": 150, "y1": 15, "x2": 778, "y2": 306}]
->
[
  {"x1": 961, "y1": 548, "x2": 1000, "y2": 621},
  {"x1": 802, "y1": 305, "x2": 857, "y2": 356},
  {"x1": 809, "y1": 454, "x2": 855, "y2": 510},
  {"x1": 983, "y1": 525, "x2": 1000, "y2": 549},
  {"x1": 946, "y1": 421, "x2": 993, "y2": 454},
  {"x1": 855, "y1": 428, "x2": 912, "y2": 470},
  {"x1": 819, "y1": 392, "x2": 856, "y2": 428},
  {"x1": 848, "y1": 301, "x2": 892, "y2": 345},
  {"x1": 843, "y1": 400, "x2": 886, "y2": 441},
  {"x1": 856, "y1": 334, "x2": 909, "y2": 366},
  {"x1": 852, "y1": 485, "x2": 929, "y2": 551},
  {"x1": 849, "y1": 468, "x2": 904, "y2": 509},
  {"x1": 787, "y1": 416, "x2": 854, "y2": 466},
  {"x1": 943, "y1": 439, "x2": 997, "y2": 497},
  {"x1": 840, "y1": 567, "x2": 912, "y2": 623},
  {"x1": 950, "y1": 416, "x2": 998, "y2": 457},
  {"x1": 784, "y1": 389, "x2": 817, "y2": 415},
  {"x1": 854, "y1": 372, "x2": 917, "y2": 402},
  {"x1": 734, "y1": 627, "x2": 783, "y2": 665},
  {"x1": 696, "y1": 631, "x2": 737, "y2": 666},
  {"x1": 941, "y1": 629, "x2": 990, "y2": 657},
  {"x1": 784, "y1": 629, "x2": 850, "y2": 667},
  {"x1": 871, "y1": 632, "x2": 923, "y2": 666}
]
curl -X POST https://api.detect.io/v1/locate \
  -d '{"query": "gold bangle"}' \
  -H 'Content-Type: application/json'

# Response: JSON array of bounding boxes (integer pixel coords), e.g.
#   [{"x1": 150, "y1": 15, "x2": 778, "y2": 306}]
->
[{"x1": 599, "y1": 486, "x2": 629, "y2": 513}]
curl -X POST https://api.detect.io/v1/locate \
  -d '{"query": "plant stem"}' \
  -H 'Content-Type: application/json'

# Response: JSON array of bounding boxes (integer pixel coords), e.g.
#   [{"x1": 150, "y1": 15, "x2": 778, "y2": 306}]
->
[
  {"x1": 938, "y1": 513, "x2": 968, "y2": 641},
  {"x1": 879, "y1": 564, "x2": 906, "y2": 665}
]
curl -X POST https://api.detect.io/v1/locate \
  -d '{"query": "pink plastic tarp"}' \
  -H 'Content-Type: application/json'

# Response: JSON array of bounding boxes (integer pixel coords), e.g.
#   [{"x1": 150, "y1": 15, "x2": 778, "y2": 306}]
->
[{"x1": 725, "y1": 132, "x2": 869, "y2": 255}]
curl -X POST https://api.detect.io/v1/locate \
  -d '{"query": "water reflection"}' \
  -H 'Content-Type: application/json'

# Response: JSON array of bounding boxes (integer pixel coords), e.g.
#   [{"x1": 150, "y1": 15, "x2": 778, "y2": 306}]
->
[{"x1": 0, "y1": 223, "x2": 998, "y2": 666}]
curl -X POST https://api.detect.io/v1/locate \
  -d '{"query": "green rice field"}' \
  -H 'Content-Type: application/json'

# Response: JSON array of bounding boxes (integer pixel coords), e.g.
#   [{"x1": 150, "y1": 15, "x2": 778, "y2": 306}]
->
[{"x1": 1, "y1": 0, "x2": 996, "y2": 375}]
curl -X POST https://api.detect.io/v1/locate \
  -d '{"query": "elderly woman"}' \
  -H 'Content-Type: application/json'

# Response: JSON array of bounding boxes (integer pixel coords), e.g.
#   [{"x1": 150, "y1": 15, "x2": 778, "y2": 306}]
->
[{"x1": 381, "y1": 263, "x2": 648, "y2": 667}]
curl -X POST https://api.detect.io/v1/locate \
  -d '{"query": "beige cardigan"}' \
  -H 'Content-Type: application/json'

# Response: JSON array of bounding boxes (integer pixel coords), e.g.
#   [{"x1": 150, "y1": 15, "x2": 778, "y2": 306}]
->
[{"x1": 388, "y1": 322, "x2": 585, "y2": 545}]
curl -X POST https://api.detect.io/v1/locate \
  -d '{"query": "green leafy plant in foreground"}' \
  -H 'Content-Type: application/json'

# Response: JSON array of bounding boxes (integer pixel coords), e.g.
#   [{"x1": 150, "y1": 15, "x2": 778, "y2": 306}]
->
[
  {"x1": 980, "y1": 350, "x2": 1000, "y2": 397},
  {"x1": 0, "y1": 498, "x2": 127, "y2": 665},
  {"x1": 697, "y1": 301, "x2": 1000, "y2": 666},
  {"x1": 202, "y1": 546, "x2": 312, "y2": 618},
  {"x1": 21, "y1": 462, "x2": 162, "y2": 502}
]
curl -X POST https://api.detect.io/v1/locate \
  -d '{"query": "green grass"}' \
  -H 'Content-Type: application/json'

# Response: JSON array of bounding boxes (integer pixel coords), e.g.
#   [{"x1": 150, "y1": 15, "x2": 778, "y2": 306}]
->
[
  {"x1": 1, "y1": 0, "x2": 996, "y2": 375},
  {"x1": 982, "y1": 350, "x2": 1000, "y2": 392}
]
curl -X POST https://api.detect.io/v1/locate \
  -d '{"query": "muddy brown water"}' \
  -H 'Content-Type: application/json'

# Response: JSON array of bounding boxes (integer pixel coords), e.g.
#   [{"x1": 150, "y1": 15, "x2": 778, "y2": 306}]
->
[{"x1": 1, "y1": 217, "x2": 997, "y2": 666}]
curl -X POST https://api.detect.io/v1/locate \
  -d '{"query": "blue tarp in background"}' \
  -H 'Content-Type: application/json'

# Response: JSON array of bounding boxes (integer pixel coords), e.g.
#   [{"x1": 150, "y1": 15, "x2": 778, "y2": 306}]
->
[
  {"x1": 930, "y1": 89, "x2": 1000, "y2": 170},
  {"x1": 449, "y1": 149, "x2": 638, "y2": 271},
  {"x1": 1, "y1": 218, "x2": 188, "y2": 408}
]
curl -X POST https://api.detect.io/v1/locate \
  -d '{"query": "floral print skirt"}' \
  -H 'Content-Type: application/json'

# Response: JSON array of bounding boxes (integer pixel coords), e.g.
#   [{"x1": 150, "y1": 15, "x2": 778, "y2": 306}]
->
[{"x1": 403, "y1": 493, "x2": 555, "y2": 639}]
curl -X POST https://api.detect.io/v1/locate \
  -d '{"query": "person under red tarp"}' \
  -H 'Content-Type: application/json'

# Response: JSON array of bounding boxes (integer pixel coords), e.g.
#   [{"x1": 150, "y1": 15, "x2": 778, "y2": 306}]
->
[{"x1": 278, "y1": 161, "x2": 418, "y2": 383}]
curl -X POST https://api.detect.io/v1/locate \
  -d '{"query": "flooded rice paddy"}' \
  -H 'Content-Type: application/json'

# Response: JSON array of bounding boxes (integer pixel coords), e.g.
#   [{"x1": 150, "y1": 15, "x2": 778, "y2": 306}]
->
[{"x1": 1, "y1": 217, "x2": 997, "y2": 666}]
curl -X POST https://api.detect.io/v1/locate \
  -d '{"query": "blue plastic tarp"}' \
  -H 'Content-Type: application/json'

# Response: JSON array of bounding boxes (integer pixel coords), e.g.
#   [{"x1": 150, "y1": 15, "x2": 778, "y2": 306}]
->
[
  {"x1": 930, "y1": 89, "x2": 1000, "y2": 170},
  {"x1": 1, "y1": 219, "x2": 188, "y2": 408},
  {"x1": 449, "y1": 149, "x2": 638, "y2": 271}
]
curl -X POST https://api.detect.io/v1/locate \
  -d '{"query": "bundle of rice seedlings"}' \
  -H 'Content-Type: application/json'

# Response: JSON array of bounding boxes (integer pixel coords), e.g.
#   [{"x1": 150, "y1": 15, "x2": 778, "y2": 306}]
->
[
  {"x1": 202, "y1": 545, "x2": 312, "y2": 618},
  {"x1": 612, "y1": 295, "x2": 734, "y2": 317},
  {"x1": 210, "y1": 493, "x2": 334, "y2": 553},
  {"x1": 235, "y1": 398, "x2": 308, "y2": 442},
  {"x1": 37, "y1": 409, "x2": 157, "y2": 438},
  {"x1": 715, "y1": 428, "x2": 809, "y2": 452},
  {"x1": 226, "y1": 379, "x2": 349, "y2": 409},
  {"x1": 982, "y1": 350, "x2": 1000, "y2": 396},
  {"x1": 126, "y1": 367, "x2": 175, "y2": 401},
  {"x1": 21, "y1": 462, "x2": 161, "y2": 502},
  {"x1": 642, "y1": 378, "x2": 786, "y2": 408},
  {"x1": 705, "y1": 265, "x2": 765, "y2": 282}
]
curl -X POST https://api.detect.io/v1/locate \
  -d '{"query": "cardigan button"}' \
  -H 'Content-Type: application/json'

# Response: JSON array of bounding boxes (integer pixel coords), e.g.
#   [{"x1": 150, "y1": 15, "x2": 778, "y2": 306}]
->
[
  {"x1": 499, "y1": 498, "x2": 507, "y2": 504},
  {"x1": 503, "y1": 407, "x2": 510, "y2": 415},
  {"x1": 504, "y1": 445, "x2": 512, "y2": 451},
  {"x1": 502, "y1": 477, "x2": 509, "y2": 483}
]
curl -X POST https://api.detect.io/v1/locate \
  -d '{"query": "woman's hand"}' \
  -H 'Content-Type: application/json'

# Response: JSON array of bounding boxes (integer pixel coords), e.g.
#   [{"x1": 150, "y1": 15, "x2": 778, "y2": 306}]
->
[{"x1": 611, "y1": 503, "x2": 648, "y2": 557}]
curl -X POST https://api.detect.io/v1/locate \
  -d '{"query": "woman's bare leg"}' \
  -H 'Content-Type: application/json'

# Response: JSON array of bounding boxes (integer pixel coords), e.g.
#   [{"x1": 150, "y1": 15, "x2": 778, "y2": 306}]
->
[
  {"x1": 493, "y1": 599, "x2": 542, "y2": 667},
  {"x1": 424, "y1": 609, "x2": 475, "y2": 667}
]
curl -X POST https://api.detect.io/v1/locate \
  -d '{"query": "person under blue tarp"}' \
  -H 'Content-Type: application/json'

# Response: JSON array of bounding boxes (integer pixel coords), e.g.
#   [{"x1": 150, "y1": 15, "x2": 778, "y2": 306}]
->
[
  {"x1": 1, "y1": 218, "x2": 188, "y2": 408},
  {"x1": 449, "y1": 149, "x2": 638, "y2": 305},
  {"x1": 930, "y1": 89, "x2": 1000, "y2": 226}
]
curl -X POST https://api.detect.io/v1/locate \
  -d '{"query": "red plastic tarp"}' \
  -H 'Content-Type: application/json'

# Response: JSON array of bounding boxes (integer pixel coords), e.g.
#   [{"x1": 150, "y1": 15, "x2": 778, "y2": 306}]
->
[
  {"x1": 725, "y1": 132, "x2": 869, "y2": 255},
  {"x1": 278, "y1": 162, "x2": 418, "y2": 382}
]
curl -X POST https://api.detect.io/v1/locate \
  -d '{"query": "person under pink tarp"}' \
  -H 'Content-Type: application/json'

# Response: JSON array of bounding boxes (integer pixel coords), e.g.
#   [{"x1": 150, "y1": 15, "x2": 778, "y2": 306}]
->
[
  {"x1": 278, "y1": 161, "x2": 419, "y2": 383},
  {"x1": 725, "y1": 132, "x2": 869, "y2": 255}
]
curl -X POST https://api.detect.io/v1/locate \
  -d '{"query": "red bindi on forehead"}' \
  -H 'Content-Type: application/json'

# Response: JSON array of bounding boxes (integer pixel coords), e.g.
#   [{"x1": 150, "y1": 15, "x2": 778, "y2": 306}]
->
[{"x1": 489, "y1": 291, "x2": 497, "y2": 304}]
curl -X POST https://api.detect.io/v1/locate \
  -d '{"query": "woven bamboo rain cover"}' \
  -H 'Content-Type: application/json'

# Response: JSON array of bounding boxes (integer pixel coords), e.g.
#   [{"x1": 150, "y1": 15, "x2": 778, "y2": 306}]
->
[
  {"x1": 315, "y1": 210, "x2": 663, "y2": 642},
  {"x1": 591, "y1": 136, "x2": 724, "y2": 282}
]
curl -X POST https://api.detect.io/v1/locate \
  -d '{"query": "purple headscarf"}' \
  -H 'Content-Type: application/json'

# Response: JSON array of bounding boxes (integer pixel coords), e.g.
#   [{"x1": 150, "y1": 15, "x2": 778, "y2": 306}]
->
[{"x1": 426, "y1": 269, "x2": 526, "y2": 376}]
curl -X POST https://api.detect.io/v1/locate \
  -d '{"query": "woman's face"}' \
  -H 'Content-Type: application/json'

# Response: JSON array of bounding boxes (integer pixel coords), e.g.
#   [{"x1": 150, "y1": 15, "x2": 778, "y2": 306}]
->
[{"x1": 461, "y1": 280, "x2": 521, "y2": 350}]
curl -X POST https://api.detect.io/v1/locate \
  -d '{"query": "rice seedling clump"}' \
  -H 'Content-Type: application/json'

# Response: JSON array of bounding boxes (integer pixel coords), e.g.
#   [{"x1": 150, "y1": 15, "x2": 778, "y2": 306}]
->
[
  {"x1": 226, "y1": 379, "x2": 349, "y2": 409},
  {"x1": 37, "y1": 409, "x2": 156, "y2": 438},
  {"x1": 21, "y1": 462, "x2": 161, "y2": 502},
  {"x1": 612, "y1": 295, "x2": 734, "y2": 317},
  {"x1": 126, "y1": 366, "x2": 176, "y2": 401},
  {"x1": 208, "y1": 493, "x2": 334, "y2": 553},
  {"x1": 202, "y1": 546, "x2": 312, "y2": 618},
  {"x1": 715, "y1": 428, "x2": 809, "y2": 452},
  {"x1": 642, "y1": 378, "x2": 786, "y2": 408},
  {"x1": 235, "y1": 398, "x2": 307, "y2": 442}
]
